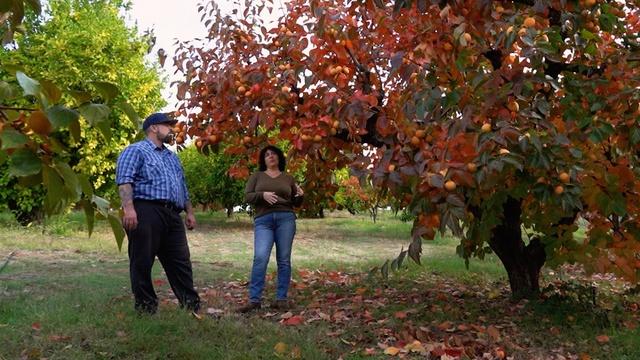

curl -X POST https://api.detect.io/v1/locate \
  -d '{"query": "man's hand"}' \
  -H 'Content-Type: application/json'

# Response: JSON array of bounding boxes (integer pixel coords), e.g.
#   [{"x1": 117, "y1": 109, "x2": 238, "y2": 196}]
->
[
  {"x1": 122, "y1": 206, "x2": 138, "y2": 231},
  {"x1": 263, "y1": 191, "x2": 278, "y2": 205},
  {"x1": 185, "y1": 212, "x2": 197, "y2": 230}
]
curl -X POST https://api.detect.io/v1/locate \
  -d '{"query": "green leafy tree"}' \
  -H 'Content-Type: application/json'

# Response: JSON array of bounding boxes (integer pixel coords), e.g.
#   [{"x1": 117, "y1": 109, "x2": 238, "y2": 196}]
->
[
  {"x1": 0, "y1": 0, "x2": 165, "y2": 224},
  {"x1": 178, "y1": 144, "x2": 247, "y2": 216}
]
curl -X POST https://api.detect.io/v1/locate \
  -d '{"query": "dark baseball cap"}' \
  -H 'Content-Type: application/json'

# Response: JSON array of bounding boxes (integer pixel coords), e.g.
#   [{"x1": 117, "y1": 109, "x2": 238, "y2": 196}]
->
[{"x1": 142, "y1": 113, "x2": 178, "y2": 131}]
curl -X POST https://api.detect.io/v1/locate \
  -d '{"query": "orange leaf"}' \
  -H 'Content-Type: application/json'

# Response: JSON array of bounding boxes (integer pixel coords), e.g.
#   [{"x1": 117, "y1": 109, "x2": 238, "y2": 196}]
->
[
  {"x1": 384, "y1": 346, "x2": 400, "y2": 355},
  {"x1": 31, "y1": 322, "x2": 41, "y2": 331},
  {"x1": 394, "y1": 311, "x2": 407, "y2": 319},
  {"x1": 355, "y1": 287, "x2": 367, "y2": 295},
  {"x1": 595, "y1": 334, "x2": 610, "y2": 344},
  {"x1": 487, "y1": 325, "x2": 501, "y2": 341}
]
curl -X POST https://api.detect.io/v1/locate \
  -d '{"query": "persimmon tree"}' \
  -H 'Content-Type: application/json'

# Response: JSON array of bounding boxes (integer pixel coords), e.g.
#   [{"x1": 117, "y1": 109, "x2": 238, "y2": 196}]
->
[{"x1": 174, "y1": 0, "x2": 640, "y2": 298}]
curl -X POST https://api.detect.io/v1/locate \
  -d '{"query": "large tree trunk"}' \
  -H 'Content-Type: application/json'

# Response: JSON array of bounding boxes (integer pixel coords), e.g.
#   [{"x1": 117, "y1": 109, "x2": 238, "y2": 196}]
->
[{"x1": 487, "y1": 197, "x2": 546, "y2": 299}]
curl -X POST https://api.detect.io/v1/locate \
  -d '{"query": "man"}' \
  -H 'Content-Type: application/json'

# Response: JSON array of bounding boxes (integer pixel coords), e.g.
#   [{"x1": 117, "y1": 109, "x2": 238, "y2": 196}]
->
[{"x1": 116, "y1": 112, "x2": 200, "y2": 314}]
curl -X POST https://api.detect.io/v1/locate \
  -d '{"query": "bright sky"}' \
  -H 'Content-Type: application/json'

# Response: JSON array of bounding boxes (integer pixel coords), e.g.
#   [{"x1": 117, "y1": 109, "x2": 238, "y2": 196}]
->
[
  {"x1": 127, "y1": 0, "x2": 217, "y2": 111},
  {"x1": 127, "y1": 0, "x2": 286, "y2": 112}
]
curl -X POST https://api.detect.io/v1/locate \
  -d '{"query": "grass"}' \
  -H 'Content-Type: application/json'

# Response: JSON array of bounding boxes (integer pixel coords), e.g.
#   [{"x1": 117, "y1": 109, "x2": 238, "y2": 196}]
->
[{"x1": 1, "y1": 209, "x2": 638, "y2": 359}]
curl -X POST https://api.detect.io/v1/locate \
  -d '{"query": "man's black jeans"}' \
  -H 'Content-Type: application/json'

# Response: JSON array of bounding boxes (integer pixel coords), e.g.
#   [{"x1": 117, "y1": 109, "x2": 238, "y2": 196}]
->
[{"x1": 126, "y1": 200, "x2": 200, "y2": 314}]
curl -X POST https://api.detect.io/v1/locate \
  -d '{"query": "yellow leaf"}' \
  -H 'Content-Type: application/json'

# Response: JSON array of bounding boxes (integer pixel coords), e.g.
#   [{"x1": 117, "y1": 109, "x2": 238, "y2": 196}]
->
[
  {"x1": 274, "y1": 342, "x2": 287, "y2": 354},
  {"x1": 488, "y1": 289, "x2": 501, "y2": 299}
]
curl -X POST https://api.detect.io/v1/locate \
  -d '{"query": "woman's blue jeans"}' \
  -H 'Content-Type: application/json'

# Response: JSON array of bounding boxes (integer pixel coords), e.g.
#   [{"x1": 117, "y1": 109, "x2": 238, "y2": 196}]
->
[{"x1": 249, "y1": 211, "x2": 296, "y2": 303}]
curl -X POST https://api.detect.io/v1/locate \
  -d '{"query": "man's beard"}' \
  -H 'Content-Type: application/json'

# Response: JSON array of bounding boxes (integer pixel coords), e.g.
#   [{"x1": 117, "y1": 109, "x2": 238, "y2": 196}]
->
[{"x1": 158, "y1": 132, "x2": 174, "y2": 144}]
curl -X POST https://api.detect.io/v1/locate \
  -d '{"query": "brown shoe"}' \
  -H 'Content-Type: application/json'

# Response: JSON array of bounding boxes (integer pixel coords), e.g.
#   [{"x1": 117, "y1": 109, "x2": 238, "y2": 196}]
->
[
  {"x1": 236, "y1": 302, "x2": 261, "y2": 314},
  {"x1": 270, "y1": 299, "x2": 289, "y2": 310}
]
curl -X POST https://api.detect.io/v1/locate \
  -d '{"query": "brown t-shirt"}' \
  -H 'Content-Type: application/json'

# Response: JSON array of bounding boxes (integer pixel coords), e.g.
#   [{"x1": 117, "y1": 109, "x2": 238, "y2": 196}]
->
[{"x1": 245, "y1": 171, "x2": 303, "y2": 218}]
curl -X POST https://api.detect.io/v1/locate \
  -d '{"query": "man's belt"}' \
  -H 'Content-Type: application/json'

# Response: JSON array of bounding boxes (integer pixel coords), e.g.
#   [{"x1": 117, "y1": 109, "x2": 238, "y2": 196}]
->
[{"x1": 135, "y1": 199, "x2": 182, "y2": 213}]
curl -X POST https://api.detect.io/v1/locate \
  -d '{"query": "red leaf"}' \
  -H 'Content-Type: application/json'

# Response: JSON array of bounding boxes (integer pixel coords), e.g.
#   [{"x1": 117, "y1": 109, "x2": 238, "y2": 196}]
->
[
  {"x1": 444, "y1": 347, "x2": 463, "y2": 357},
  {"x1": 282, "y1": 315, "x2": 304, "y2": 326},
  {"x1": 31, "y1": 322, "x2": 41, "y2": 331},
  {"x1": 153, "y1": 279, "x2": 166, "y2": 286}
]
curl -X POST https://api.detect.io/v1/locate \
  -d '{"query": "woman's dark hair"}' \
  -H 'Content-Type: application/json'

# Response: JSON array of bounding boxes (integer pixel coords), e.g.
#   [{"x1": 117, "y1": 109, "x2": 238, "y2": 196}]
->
[{"x1": 258, "y1": 145, "x2": 286, "y2": 171}]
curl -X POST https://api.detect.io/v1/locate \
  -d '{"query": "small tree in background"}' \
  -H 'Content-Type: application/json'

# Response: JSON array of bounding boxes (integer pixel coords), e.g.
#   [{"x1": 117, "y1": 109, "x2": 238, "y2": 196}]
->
[{"x1": 179, "y1": 145, "x2": 247, "y2": 216}]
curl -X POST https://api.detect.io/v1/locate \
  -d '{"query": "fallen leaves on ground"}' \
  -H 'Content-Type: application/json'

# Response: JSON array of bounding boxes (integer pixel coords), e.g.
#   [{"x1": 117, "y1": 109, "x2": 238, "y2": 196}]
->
[{"x1": 145, "y1": 265, "x2": 640, "y2": 359}]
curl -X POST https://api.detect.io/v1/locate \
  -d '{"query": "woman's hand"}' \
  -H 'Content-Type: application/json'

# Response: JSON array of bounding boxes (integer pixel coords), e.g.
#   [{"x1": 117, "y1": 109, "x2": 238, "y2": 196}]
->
[
  {"x1": 295, "y1": 184, "x2": 304, "y2": 197},
  {"x1": 263, "y1": 191, "x2": 278, "y2": 204}
]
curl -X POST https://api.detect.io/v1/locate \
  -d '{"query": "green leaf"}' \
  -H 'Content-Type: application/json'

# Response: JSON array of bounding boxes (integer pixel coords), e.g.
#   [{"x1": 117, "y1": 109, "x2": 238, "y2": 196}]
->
[
  {"x1": 580, "y1": 29, "x2": 596, "y2": 41},
  {"x1": 0, "y1": 81, "x2": 17, "y2": 101},
  {"x1": 16, "y1": 71, "x2": 40, "y2": 96},
  {"x1": 108, "y1": 214, "x2": 125, "y2": 251},
  {"x1": 40, "y1": 80, "x2": 62, "y2": 103},
  {"x1": 95, "y1": 119, "x2": 112, "y2": 141},
  {"x1": 380, "y1": 259, "x2": 389, "y2": 279},
  {"x1": 77, "y1": 174, "x2": 94, "y2": 197},
  {"x1": 416, "y1": 98, "x2": 426, "y2": 120},
  {"x1": 92, "y1": 81, "x2": 120, "y2": 103},
  {"x1": 79, "y1": 103, "x2": 110, "y2": 125},
  {"x1": 569, "y1": 147, "x2": 583, "y2": 159},
  {"x1": 45, "y1": 105, "x2": 79, "y2": 129},
  {"x1": 599, "y1": 12, "x2": 616, "y2": 32},
  {"x1": 116, "y1": 101, "x2": 141, "y2": 128},
  {"x1": 631, "y1": 127, "x2": 640, "y2": 145},
  {"x1": 0, "y1": 128, "x2": 28, "y2": 150},
  {"x1": 390, "y1": 257, "x2": 399, "y2": 271},
  {"x1": 53, "y1": 160, "x2": 81, "y2": 201},
  {"x1": 92, "y1": 195, "x2": 110, "y2": 217},
  {"x1": 68, "y1": 90, "x2": 92, "y2": 104},
  {"x1": 69, "y1": 118, "x2": 81, "y2": 143},
  {"x1": 80, "y1": 199, "x2": 95, "y2": 237},
  {"x1": 42, "y1": 165, "x2": 68, "y2": 216},
  {"x1": 396, "y1": 248, "x2": 407, "y2": 269},
  {"x1": 8, "y1": 148, "x2": 42, "y2": 176}
]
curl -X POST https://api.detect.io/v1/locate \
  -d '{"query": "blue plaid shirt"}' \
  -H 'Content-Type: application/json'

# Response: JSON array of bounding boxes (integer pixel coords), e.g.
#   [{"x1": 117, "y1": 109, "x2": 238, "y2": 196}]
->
[{"x1": 116, "y1": 139, "x2": 189, "y2": 210}]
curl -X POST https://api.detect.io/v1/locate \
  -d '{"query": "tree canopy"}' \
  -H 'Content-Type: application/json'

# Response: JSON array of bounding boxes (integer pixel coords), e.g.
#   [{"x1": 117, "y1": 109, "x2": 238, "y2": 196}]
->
[
  {"x1": 174, "y1": 0, "x2": 640, "y2": 297},
  {"x1": 0, "y1": 0, "x2": 165, "y2": 228}
]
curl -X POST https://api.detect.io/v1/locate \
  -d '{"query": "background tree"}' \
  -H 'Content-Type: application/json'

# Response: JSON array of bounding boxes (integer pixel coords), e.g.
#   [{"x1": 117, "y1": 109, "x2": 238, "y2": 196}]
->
[
  {"x1": 0, "y1": 0, "x2": 165, "y2": 224},
  {"x1": 178, "y1": 144, "x2": 247, "y2": 216},
  {"x1": 334, "y1": 169, "x2": 391, "y2": 222},
  {"x1": 174, "y1": 0, "x2": 640, "y2": 298}
]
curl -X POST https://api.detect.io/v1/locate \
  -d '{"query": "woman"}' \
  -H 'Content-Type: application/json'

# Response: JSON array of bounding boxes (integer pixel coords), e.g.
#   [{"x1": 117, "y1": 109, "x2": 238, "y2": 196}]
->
[{"x1": 237, "y1": 145, "x2": 304, "y2": 313}]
